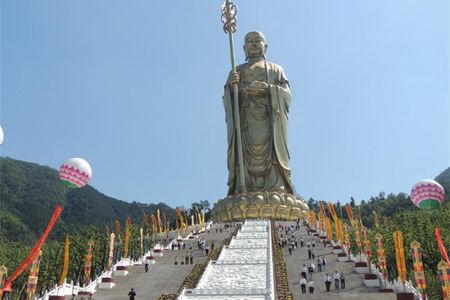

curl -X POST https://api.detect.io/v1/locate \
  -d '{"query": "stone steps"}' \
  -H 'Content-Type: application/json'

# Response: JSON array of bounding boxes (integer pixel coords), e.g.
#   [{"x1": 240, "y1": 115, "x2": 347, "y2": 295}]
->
[
  {"x1": 279, "y1": 222, "x2": 396, "y2": 300},
  {"x1": 79, "y1": 228, "x2": 231, "y2": 299}
]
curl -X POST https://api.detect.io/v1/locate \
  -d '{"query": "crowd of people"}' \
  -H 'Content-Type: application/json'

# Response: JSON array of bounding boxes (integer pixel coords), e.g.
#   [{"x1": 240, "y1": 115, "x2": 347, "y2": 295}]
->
[{"x1": 278, "y1": 220, "x2": 348, "y2": 294}]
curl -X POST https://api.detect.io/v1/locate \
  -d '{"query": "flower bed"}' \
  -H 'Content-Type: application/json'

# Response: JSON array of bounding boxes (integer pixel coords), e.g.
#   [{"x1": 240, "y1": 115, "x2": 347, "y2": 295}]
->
[
  {"x1": 355, "y1": 262, "x2": 368, "y2": 268},
  {"x1": 271, "y1": 221, "x2": 293, "y2": 300},
  {"x1": 364, "y1": 273, "x2": 378, "y2": 280}
]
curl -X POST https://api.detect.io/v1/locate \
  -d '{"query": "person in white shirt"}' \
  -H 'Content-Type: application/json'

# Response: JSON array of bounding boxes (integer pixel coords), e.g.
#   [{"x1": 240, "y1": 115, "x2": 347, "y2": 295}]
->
[
  {"x1": 307, "y1": 279, "x2": 315, "y2": 294},
  {"x1": 301, "y1": 264, "x2": 307, "y2": 279},
  {"x1": 340, "y1": 272, "x2": 346, "y2": 289},
  {"x1": 300, "y1": 277, "x2": 307, "y2": 294},
  {"x1": 323, "y1": 273, "x2": 332, "y2": 292},
  {"x1": 333, "y1": 270, "x2": 340, "y2": 289}
]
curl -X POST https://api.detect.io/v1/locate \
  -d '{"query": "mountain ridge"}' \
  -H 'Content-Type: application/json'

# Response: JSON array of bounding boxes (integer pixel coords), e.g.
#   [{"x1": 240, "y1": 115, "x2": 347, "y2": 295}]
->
[{"x1": 0, "y1": 156, "x2": 176, "y2": 243}]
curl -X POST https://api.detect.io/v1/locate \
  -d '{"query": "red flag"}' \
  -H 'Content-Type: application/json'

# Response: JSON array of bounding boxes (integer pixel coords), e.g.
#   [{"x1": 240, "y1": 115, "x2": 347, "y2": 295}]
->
[
  {"x1": 435, "y1": 226, "x2": 450, "y2": 265},
  {"x1": 319, "y1": 202, "x2": 326, "y2": 216},
  {"x1": 345, "y1": 204, "x2": 354, "y2": 222},
  {"x1": 5, "y1": 205, "x2": 63, "y2": 287}
]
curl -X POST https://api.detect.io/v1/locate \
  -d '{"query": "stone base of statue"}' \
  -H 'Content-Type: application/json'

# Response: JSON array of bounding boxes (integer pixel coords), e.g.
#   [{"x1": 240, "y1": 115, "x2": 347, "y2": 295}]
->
[{"x1": 211, "y1": 191, "x2": 308, "y2": 222}]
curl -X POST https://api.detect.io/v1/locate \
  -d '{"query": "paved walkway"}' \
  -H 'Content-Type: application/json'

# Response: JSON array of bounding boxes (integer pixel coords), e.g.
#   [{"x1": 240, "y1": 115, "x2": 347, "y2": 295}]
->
[
  {"x1": 278, "y1": 221, "x2": 395, "y2": 300},
  {"x1": 83, "y1": 225, "x2": 232, "y2": 300}
]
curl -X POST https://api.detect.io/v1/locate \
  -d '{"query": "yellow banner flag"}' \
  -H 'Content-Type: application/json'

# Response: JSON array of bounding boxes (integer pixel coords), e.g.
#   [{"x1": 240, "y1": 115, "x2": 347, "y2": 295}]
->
[
  {"x1": 124, "y1": 217, "x2": 131, "y2": 258},
  {"x1": 58, "y1": 235, "x2": 70, "y2": 284},
  {"x1": 107, "y1": 233, "x2": 115, "y2": 270},
  {"x1": 115, "y1": 219, "x2": 121, "y2": 240},
  {"x1": 394, "y1": 229, "x2": 407, "y2": 284},
  {"x1": 25, "y1": 250, "x2": 42, "y2": 300},
  {"x1": 157, "y1": 209, "x2": 162, "y2": 235},
  {"x1": 325, "y1": 217, "x2": 332, "y2": 241}
]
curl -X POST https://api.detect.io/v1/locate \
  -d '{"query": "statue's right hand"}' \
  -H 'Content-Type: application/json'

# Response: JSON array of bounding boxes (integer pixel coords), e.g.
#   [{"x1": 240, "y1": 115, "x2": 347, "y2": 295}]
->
[{"x1": 227, "y1": 71, "x2": 239, "y2": 86}]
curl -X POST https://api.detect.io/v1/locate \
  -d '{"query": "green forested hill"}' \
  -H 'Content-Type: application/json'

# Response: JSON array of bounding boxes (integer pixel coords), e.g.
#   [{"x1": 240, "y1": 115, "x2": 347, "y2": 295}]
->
[{"x1": 0, "y1": 157, "x2": 175, "y2": 243}]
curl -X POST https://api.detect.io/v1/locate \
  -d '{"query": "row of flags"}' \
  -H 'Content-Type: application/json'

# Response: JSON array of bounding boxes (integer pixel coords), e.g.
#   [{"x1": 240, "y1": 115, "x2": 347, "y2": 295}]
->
[
  {"x1": 0, "y1": 206, "x2": 206, "y2": 298},
  {"x1": 309, "y1": 201, "x2": 449, "y2": 299}
]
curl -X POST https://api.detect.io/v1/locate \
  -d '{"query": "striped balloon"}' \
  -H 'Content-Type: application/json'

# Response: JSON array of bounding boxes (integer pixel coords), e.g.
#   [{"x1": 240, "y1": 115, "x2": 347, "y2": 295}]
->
[
  {"x1": 59, "y1": 158, "x2": 92, "y2": 189},
  {"x1": 411, "y1": 179, "x2": 445, "y2": 210}
]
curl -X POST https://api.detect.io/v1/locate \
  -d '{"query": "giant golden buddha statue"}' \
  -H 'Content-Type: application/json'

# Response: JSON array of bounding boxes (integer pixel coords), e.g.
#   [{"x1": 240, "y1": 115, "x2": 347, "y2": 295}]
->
[{"x1": 212, "y1": 32, "x2": 308, "y2": 222}]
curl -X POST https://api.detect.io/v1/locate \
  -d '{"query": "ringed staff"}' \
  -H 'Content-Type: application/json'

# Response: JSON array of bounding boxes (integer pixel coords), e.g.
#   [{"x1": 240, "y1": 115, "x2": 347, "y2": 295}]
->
[{"x1": 221, "y1": 0, "x2": 246, "y2": 193}]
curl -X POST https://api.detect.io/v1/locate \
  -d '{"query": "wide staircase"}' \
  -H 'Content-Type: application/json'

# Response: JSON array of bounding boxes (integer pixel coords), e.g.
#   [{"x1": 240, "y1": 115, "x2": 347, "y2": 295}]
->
[
  {"x1": 83, "y1": 228, "x2": 230, "y2": 300},
  {"x1": 71, "y1": 221, "x2": 398, "y2": 300},
  {"x1": 278, "y1": 221, "x2": 396, "y2": 300}
]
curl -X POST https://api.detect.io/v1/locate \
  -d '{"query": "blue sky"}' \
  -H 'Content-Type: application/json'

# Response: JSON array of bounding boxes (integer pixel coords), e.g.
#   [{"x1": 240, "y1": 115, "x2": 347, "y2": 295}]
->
[{"x1": 1, "y1": 0, "x2": 448, "y2": 208}]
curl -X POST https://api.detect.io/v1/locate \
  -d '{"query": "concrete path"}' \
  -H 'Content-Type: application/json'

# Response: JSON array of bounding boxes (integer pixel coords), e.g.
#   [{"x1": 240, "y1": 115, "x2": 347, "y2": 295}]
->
[
  {"x1": 85, "y1": 225, "x2": 232, "y2": 300},
  {"x1": 278, "y1": 221, "x2": 395, "y2": 300}
]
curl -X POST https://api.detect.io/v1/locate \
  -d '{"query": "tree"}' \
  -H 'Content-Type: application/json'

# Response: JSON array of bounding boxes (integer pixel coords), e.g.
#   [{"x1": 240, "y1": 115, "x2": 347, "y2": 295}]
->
[{"x1": 350, "y1": 197, "x2": 356, "y2": 208}]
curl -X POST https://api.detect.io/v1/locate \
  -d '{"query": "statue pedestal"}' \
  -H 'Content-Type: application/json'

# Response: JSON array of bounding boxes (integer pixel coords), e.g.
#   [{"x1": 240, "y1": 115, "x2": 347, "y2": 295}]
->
[{"x1": 212, "y1": 191, "x2": 309, "y2": 222}]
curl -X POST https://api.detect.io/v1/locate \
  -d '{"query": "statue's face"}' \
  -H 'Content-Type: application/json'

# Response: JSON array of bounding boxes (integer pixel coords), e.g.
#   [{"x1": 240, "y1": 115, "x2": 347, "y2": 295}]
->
[{"x1": 244, "y1": 32, "x2": 267, "y2": 59}]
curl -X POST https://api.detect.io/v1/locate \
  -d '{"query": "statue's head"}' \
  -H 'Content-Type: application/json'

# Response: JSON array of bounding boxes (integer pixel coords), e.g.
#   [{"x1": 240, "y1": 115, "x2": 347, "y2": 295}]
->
[{"x1": 244, "y1": 31, "x2": 267, "y2": 61}]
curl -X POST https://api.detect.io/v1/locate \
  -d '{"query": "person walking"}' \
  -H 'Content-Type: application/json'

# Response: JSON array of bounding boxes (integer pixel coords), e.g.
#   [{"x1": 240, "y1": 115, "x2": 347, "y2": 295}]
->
[
  {"x1": 185, "y1": 253, "x2": 189, "y2": 265},
  {"x1": 300, "y1": 238, "x2": 304, "y2": 248},
  {"x1": 340, "y1": 272, "x2": 346, "y2": 289},
  {"x1": 301, "y1": 264, "x2": 307, "y2": 279},
  {"x1": 307, "y1": 279, "x2": 315, "y2": 294},
  {"x1": 324, "y1": 273, "x2": 332, "y2": 292},
  {"x1": 190, "y1": 251, "x2": 194, "y2": 264},
  {"x1": 174, "y1": 255, "x2": 178, "y2": 265},
  {"x1": 317, "y1": 257, "x2": 322, "y2": 272},
  {"x1": 144, "y1": 259, "x2": 149, "y2": 272},
  {"x1": 288, "y1": 245, "x2": 293, "y2": 255},
  {"x1": 128, "y1": 288, "x2": 136, "y2": 300},
  {"x1": 333, "y1": 270, "x2": 340, "y2": 290},
  {"x1": 300, "y1": 277, "x2": 307, "y2": 294},
  {"x1": 307, "y1": 247, "x2": 312, "y2": 260},
  {"x1": 308, "y1": 262, "x2": 315, "y2": 278}
]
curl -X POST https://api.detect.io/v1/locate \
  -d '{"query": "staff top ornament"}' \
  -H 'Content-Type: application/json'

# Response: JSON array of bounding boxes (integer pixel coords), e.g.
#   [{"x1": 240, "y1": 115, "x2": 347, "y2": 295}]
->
[
  {"x1": 411, "y1": 179, "x2": 445, "y2": 210},
  {"x1": 59, "y1": 158, "x2": 92, "y2": 189}
]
